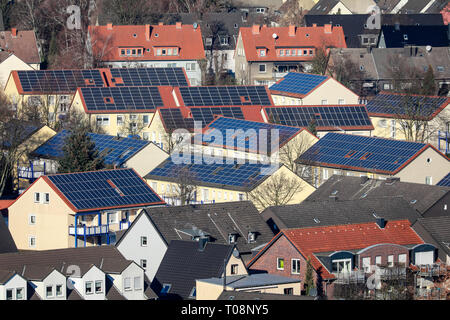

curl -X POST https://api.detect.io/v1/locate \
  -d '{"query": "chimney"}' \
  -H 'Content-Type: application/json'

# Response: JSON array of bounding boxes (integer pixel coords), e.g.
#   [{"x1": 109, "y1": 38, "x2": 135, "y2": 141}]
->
[
  {"x1": 106, "y1": 23, "x2": 113, "y2": 30},
  {"x1": 252, "y1": 25, "x2": 260, "y2": 35},
  {"x1": 376, "y1": 218, "x2": 386, "y2": 229},
  {"x1": 145, "y1": 24, "x2": 151, "y2": 41},
  {"x1": 11, "y1": 28, "x2": 17, "y2": 37},
  {"x1": 360, "y1": 176, "x2": 369, "y2": 184},
  {"x1": 176, "y1": 22, "x2": 182, "y2": 29},
  {"x1": 159, "y1": 22, "x2": 164, "y2": 26},
  {"x1": 324, "y1": 24, "x2": 332, "y2": 34},
  {"x1": 312, "y1": 23, "x2": 317, "y2": 27},
  {"x1": 288, "y1": 25, "x2": 296, "y2": 36}
]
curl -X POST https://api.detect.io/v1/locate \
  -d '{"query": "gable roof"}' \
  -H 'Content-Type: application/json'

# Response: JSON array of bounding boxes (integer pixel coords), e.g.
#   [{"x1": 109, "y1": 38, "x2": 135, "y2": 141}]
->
[
  {"x1": 269, "y1": 72, "x2": 330, "y2": 99},
  {"x1": 379, "y1": 25, "x2": 450, "y2": 48},
  {"x1": 366, "y1": 91, "x2": 450, "y2": 119},
  {"x1": 0, "y1": 270, "x2": 18, "y2": 284},
  {"x1": 130, "y1": 201, "x2": 273, "y2": 264},
  {"x1": 305, "y1": 175, "x2": 450, "y2": 214},
  {"x1": 239, "y1": 25, "x2": 347, "y2": 62},
  {"x1": 89, "y1": 23, "x2": 205, "y2": 62},
  {"x1": 249, "y1": 220, "x2": 424, "y2": 279},
  {"x1": 436, "y1": 172, "x2": 450, "y2": 186},
  {"x1": 145, "y1": 153, "x2": 279, "y2": 192},
  {"x1": 412, "y1": 216, "x2": 450, "y2": 260},
  {"x1": 218, "y1": 291, "x2": 316, "y2": 300},
  {"x1": 32, "y1": 130, "x2": 151, "y2": 166},
  {"x1": 0, "y1": 214, "x2": 17, "y2": 254},
  {"x1": 152, "y1": 240, "x2": 234, "y2": 299},
  {"x1": 28, "y1": 169, "x2": 165, "y2": 212},
  {"x1": 261, "y1": 197, "x2": 422, "y2": 231},
  {"x1": 0, "y1": 29, "x2": 40, "y2": 64},
  {"x1": 198, "y1": 273, "x2": 301, "y2": 289},
  {"x1": 297, "y1": 132, "x2": 448, "y2": 175},
  {"x1": 307, "y1": 0, "x2": 340, "y2": 14}
]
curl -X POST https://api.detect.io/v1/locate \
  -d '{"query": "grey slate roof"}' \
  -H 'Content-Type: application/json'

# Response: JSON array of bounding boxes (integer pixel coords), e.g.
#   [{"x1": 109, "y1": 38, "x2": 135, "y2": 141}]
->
[
  {"x1": 307, "y1": 0, "x2": 340, "y2": 14},
  {"x1": 67, "y1": 288, "x2": 84, "y2": 300},
  {"x1": 0, "y1": 269, "x2": 16, "y2": 284},
  {"x1": 137, "y1": 201, "x2": 274, "y2": 264},
  {"x1": 218, "y1": 291, "x2": 316, "y2": 300},
  {"x1": 0, "y1": 214, "x2": 17, "y2": 254},
  {"x1": 152, "y1": 240, "x2": 234, "y2": 300},
  {"x1": 261, "y1": 197, "x2": 422, "y2": 232},
  {"x1": 305, "y1": 175, "x2": 449, "y2": 215},
  {"x1": 198, "y1": 273, "x2": 301, "y2": 289},
  {"x1": 412, "y1": 216, "x2": 450, "y2": 261}
]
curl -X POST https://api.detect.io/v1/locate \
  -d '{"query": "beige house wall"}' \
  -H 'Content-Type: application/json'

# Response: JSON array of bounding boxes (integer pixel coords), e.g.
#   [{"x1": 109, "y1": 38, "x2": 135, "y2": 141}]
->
[
  {"x1": 17, "y1": 126, "x2": 56, "y2": 165},
  {"x1": 124, "y1": 143, "x2": 169, "y2": 177},
  {"x1": 0, "y1": 55, "x2": 35, "y2": 89},
  {"x1": 234, "y1": 33, "x2": 250, "y2": 85}
]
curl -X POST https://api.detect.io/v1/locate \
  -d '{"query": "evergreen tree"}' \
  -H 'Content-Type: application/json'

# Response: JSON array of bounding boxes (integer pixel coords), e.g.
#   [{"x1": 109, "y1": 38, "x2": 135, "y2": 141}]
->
[
  {"x1": 307, "y1": 118, "x2": 318, "y2": 136},
  {"x1": 422, "y1": 65, "x2": 436, "y2": 95},
  {"x1": 57, "y1": 127, "x2": 105, "y2": 173},
  {"x1": 304, "y1": 257, "x2": 315, "y2": 296}
]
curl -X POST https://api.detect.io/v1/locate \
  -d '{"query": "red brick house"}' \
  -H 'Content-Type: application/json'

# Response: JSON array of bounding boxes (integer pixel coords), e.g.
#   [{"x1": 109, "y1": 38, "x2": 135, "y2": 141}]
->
[{"x1": 247, "y1": 219, "x2": 438, "y2": 298}]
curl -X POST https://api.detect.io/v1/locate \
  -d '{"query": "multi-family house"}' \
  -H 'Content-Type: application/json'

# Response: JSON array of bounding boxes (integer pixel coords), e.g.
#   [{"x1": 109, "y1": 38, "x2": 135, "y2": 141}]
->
[
  {"x1": 145, "y1": 153, "x2": 315, "y2": 210},
  {"x1": 307, "y1": 0, "x2": 377, "y2": 14},
  {"x1": 0, "y1": 28, "x2": 40, "y2": 87},
  {"x1": 297, "y1": 132, "x2": 450, "y2": 186},
  {"x1": 247, "y1": 219, "x2": 436, "y2": 299},
  {"x1": 269, "y1": 72, "x2": 360, "y2": 106},
  {"x1": 88, "y1": 23, "x2": 205, "y2": 86},
  {"x1": 0, "y1": 271, "x2": 27, "y2": 300},
  {"x1": 377, "y1": 25, "x2": 450, "y2": 48},
  {"x1": 366, "y1": 92, "x2": 450, "y2": 151},
  {"x1": 23, "y1": 267, "x2": 67, "y2": 300},
  {"x1": 235, "y1": 25, "x2": 347, "y2": 85},
  {"x1": 305, "y1": 175, "x2": 450, "y2": 217},
  {"x1": 114, "y1": 201, "x2": 274, "y2": 281},
  {"x1": 28, "y1": 130, "x2": 168, "y2": 177},
  {"x1": 8, "y1": 168, "x2": 165, "y2": 250}
]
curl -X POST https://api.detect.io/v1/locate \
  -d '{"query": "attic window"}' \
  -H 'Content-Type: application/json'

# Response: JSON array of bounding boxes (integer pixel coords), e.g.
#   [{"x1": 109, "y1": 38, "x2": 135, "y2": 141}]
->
[
  {"x1": 228, "y1": 233, "x2": 237, "y2": 244},
  {"x1": 240, "y1": 96, "x2": 251, "y2": 103},
  {"x1": 248, "y1": 232, "x2": 256, "y2": 243},
  {"x1": 104, "y1": 97, "x2": 114, "y2": 104},
  {"x1": 331, "y1": 190, "x2": 338, "y2": 195},
  {"x1": 234, "y1": 24, "x2": 238, "y2": 28},
  {"x1": 313, "y1": 218, "x2": 320, "y2": 224},
  {"x1": 85, "y1": 79, "x2": 95, "y2": 85},
  {"x1": 154, "y1": 33, "x2": 159, "y2": 37},
  {"x1": 360, "y1": 152, "x2": 372, "y2": 160},
  {"x1": 403, "y1": 34, "x2": 408, "y2": 40},
  {"x1": 305, "y1": 33, "x2": 310, "y2": 37},
  {"x1": 344, "y1": 151, "x2": 357, "y2": 158},
  {"x1": 410, "y1": 199, "x2": 417, "y2": 204}
]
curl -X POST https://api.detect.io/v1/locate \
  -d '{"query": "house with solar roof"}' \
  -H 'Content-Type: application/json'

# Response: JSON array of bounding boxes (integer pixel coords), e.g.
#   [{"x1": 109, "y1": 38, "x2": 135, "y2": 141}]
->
[
  {"x1": 88, "y1": 22, "x2": 205, "y2": 86},
  {"x1": 8, "y1": 168, "x2": 165, "y2": 251},
  {"x1": 27, "y1": 130, "x2": 168, "y2": 177},
  {"x1": 366, "y1": 91, "x2": 450, "y2": 152},
  {"x1": 145, "y1": 153, "x2": 315, "y2": 211},
  {"x1": 269, "y1": 72, "x2": 360, "y2": 106},
  {"x1": 234, "y1": 24, "x2": 347, "y2": 86},
  {"x1": 296, "y1": 132, "x2": 450, "y2": 187}
]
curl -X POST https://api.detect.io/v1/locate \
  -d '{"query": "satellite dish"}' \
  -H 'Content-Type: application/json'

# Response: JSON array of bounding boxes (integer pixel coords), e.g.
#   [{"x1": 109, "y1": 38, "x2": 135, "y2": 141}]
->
[
  {"x1": 272, "y1": 33, "x2": 278, "y2": 39},
  {"x1": 426, "y1": 45, "x2": 432, "y2": 52}
]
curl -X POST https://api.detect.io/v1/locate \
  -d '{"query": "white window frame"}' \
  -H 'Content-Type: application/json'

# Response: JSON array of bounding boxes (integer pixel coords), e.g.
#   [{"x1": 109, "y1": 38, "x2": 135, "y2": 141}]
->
[
  {"x1": 46, "y1": 285, "x2": 54, "y2": 298},
  {"x1": 6, "y1": 289, "x2": 13, "y2": 300},
  {"x1": 140, "y1": 259, "x2": 147, "y2": 270},
  {"x1": 34, "y1": 192, "x2": 40, "y2": 203},
  {"x1": 85, "y1": 281, "x2": 93, "y2": 295},
  {"x1": 387, "y1": 255, "x2": 394, "y2": 267},
  {"x1": 29, "y1": 236, "x2": 36, "y2": 248},
  {"x1": 398, "y1": 254, "x2": 407, "y2": 266},
  {"x1": 259, "y1": 64, "x2": 266, "y2": 73},
  {"x1": 117, "y1": 115, "x2": 124, "y2": 125},
  {"x1": 375, "y1": 255, "x2": 382, "y2": 265},
  {"x1": 362, "y1": 257, "x2": 371, "y2": 273},
  {"x1": 134, "y1": 277, "x2": 142, "y2": 290},
  {"x1": 95, "y1": 280, "x2": 103, "y2": 294},
  {"x1": 16, "y1": 287, "x2": 24, "y2": 300},
  {"x1": 332, "y1": 258, "x2": 352, "y2": 274},
  {"x1": 291, "y1": 259, "x2": 300, "y2": 274},
  {"x1": 29, "y1": 214, "x2": 36, "y2": 225},
  {"x1": 124, "y1": 277, "x2": 132, "y2": 291},
  {"x1": 56, "y1": 284, "x2": 63, "y2": 297},
  {"x1": 425, "y1": 176, "x2": 432, "y2": 185},
  {"x1": 96, "y1": 115, "x2": 110, "y2": 126},
  {"x1": 44, "y1": 193, "x2": 49, "y2": 204},
  {"x1": 141, "y1": 236, "x2": 148, "y2": 247}
]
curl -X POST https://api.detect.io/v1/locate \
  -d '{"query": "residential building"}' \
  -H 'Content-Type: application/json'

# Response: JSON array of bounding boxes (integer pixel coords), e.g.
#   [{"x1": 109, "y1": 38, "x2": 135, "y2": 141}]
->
[
  {"x1": 196, "y1": 273, "x2": 303, "y2": 300},
  {"x1": 0, "y1": 214, "x2": 16, "y2": 254},
  {"x1": 114, "y1": 201, "x2": 274, "y2": 281},
  {"x1": 235, "y1": 25, "x2": 347, "y2": 85},
  {"x1": 151, "y1": 240, "x2": 248, "y2": 300},
  {"x1": 307, "y1": 0, "x2": 377, "y2": 15},
  {"x1": 377, "y1": 0, "x2": 449, "y2": 14},
  {"x1": 261, "y1": 197, "x2": 422, "y2": 234},
  {"x1": 217, "y1": 291, "x2": 316, "y2": 300},
  {"x1": 0, "y1": 271, "x2": 27, "y2": 300},
  {"x1": 366, "y1": 92, "x2": 450, "y2": 150},
  {"x1": 305, "y1": 14, "x2": 445, "y2": 48},
  {"x1": 247, "y1": 219, "x2": 436, "y2": 299},
  {"x1": 0, "y1": 52, "x2": 35, "y2": 88},
  {"x1": 297, "y1": 132, "x2": 450, "y2": 186},
  {"x1": 88, "y1": 23, "x2": 205, "y2": 85},
  {"x1": 305, "y1": 175, "x2": 450, "y2": 217},
  {"x1": 29, "y1": 130, "x2": 168, "y2": 177},
  {"x1": 263, "y1": 104, "x2": 374, "y2": 137},
  {"x1": 377, "y1": 25, "x2": 450, "y2": 48},
  {"x1": 269, "y1": 72, "x2": 360, "y2": 106},
  {"x1": 412, "y1": 216, "x2": 450, "y2": 265},
  {"x1": 8, "y1": 168, "x2": 165, "y2": 250},
  {"x1": 442, "y1": 2, "x2": 450, "y2": 25},
  {"x1": 145, "y1": 153, "x2": 316, "y2": 210}
]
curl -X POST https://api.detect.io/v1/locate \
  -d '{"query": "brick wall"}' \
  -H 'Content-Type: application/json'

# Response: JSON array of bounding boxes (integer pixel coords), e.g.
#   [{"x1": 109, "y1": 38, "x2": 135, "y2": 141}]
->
[{"x1": 358, "y1": 244, "x2": 410, "y2": 268}]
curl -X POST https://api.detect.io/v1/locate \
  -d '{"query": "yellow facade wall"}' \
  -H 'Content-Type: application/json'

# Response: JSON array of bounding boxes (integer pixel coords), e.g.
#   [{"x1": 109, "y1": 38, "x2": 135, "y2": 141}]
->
[{"x1": 0, "y1": 56, "x2": 35, "y2": 88}]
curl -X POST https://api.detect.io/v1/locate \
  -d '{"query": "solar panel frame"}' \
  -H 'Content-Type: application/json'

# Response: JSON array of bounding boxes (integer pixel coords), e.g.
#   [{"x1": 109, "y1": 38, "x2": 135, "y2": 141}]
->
[
  {"x1": 437, "y1": 172, "x2": 450, "y2": 187},
  {"x1": 109, "y1": 67, "x2": 189, "y2": 87}
]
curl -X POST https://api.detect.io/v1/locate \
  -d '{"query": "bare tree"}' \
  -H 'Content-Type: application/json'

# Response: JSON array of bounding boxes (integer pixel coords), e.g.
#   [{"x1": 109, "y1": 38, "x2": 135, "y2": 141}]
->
[
  {"x1": 328, "y1": 52, "x2": 367, "y2": 97},
  {"x1": 277, "y1": 0, "x2": 306, "y2": 27},
  {"x1": 118, "y1": 114, "x2": 146, "y2": 138},
  {"x1": 161, "y1": 128, "x2": 186, "y2": 154},
  {"x1": 165, "y1": 166, "x2": 199, "y2": 205}
]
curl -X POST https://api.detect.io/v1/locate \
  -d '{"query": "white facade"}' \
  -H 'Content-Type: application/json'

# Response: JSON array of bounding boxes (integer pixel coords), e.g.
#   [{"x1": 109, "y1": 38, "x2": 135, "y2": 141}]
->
[
  {"x1": 70, "y1": 266, "x2": 106, "y2": 300},
  {"x1": 0, "y1": 274, "x2": 27, "y2": 300},
  {"x1": 31, "y1": 269, "x2": 67, "y2": 300},
  {"x1": 108, "y1": 263, "x2": 146, "y2": 300}
]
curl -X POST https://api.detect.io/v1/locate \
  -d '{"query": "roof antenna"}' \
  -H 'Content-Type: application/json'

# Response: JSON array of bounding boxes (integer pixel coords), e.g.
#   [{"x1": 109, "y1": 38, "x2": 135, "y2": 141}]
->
[
  {"x1": 22, "y1": 265, "x2": 26, "y2": 276},
  {"x1": 100, "y1": 258, "x2": 104, "y2": 269}
]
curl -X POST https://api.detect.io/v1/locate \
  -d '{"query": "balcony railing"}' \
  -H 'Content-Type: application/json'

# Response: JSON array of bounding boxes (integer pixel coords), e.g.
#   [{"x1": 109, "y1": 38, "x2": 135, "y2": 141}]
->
[
  {"x1": 69, "y1": 224, "x2": 109, "y2": 236},
  {"x1": 333, "y1": 271, "x2": 366, "y2": 284}
]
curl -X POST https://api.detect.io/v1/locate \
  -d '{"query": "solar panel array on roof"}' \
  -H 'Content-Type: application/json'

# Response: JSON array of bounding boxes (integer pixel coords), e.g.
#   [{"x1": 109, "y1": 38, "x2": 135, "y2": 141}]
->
[
  {"x1": 81, "y1": 86, "x2": 164, "y2": 111},
  {"x1": 366, "y1": 93, "x2": 449, "y2": 117},
  {"x1": 179, "y1": 86, "x2": 272, "y2": 106},
  {"x1": 110, "y1": 68, "x2": 189, "y2": 87},
  {"x1": 264, "y1": 106, "x2": 373, "y2": 129},
  {"x1": 33, "y1": 130, "x2": 149, "y2": 166},
  {"x1": 47, "y1": 169, "x2": 162, "y2": 211},
  {"x1": 269, "y1": 73, "x2": 328, "y2": 96},
  {"x1": 17, "y1": 70, "x2": 104, "y2": 93},
  {"x1": 437, "y1": 173, "x2": 450, "y2": 187},
  {"x1": 298, "y1": 132, "x2": 427, "y2": 174},
  {"x1": 158, "y1": 108, "x2": 195, "y2": 130},
  {"x1": 202, "y1": 117, "x2": 301, "y2": 153},
  {"x1": 147, "y1": 154, "x2": 278, "y2": 189}
]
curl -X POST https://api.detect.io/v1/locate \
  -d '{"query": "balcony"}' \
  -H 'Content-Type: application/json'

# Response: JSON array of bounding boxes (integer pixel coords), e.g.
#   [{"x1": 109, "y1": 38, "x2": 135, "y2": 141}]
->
[
  {"x1": 333, "y1": 271, "x2": 366, "y2": 284},
  {"x1": 69, "y1": 224, "x2": 109, "y2": 236}
]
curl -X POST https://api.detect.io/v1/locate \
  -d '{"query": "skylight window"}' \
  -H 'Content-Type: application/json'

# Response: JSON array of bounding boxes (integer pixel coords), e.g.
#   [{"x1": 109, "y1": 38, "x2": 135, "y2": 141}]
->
[
  {"x1": 313, "y1": 218, "x2": 320, "y2": 224},
  {"x1": 344, "y1": 151, "x2": 357, "y2": 158}
]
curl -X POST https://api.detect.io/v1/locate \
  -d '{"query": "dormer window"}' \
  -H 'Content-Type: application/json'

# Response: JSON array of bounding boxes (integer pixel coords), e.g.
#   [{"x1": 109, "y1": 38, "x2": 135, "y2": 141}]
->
[
  {"x1": 228, "y1": 233, "x2": 237, "y2": 244},
  {"x1": 258, "y1": 49, "x2": 266, "y2": 57},
  {"x1": 247, "y1": 231, "x2": 256, "y2": 243},
  {"x1": 220, "y1": 37, "x2": 229, "y2": 45}
]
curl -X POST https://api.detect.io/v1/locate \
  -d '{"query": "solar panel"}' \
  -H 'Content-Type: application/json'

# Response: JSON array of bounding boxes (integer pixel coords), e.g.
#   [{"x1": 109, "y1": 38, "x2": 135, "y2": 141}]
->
[
  {"x1": 80, "y1": 86, "x2": 164, "y2": 111},
  {"x1": 110, "y1": 67, "x2": 189, "y2": 87},
  {"x1": 298, "y1": 132, "x2": 427, "y2": 174},
  {"x1": 147, "y1": 154, "x2": 278, "y2": 189},
  {"x1": 178, "y1": 86, "x2": 272, "y2": 106},
  {"x1": 158, "y1": 108, "x2": 195, "y2": 131},
  {"x1": 264, "y1": 105, "x2": 373, "y2": 129},
  {"x1": 366, "y1": 93, "x2": 449, "y2": 118},
  {"x1": 33, "y1": 130, "x2": 149, "y2": 166},
  {"x1": 47, "y1": 169, "x2": 162, "y2": 210},
  {"x1": 201, "y1": 117, "x2": 301, "y2": 154},
  {"x1": 17, "y1": 70, "x2": 104, "y2": 93},
  {"x1": 269, "y1": 73, "x2": 328, "y2": 96},
  {"x1": 437, "y1": 172, "x2": 450, "y2": 187}
]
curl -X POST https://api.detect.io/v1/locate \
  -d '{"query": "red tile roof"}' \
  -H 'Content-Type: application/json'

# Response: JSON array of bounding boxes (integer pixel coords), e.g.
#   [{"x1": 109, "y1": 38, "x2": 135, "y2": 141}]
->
[
  {"x1": 239, "y1": 25, "x2": 347, "y2": 62},
  {"x1": 441, "y1": 3, "x2": 450, "y2": 25},
  {"x1": 0, "y1": 29, "x2": 40, "y2": 64},
  {"x1": 89, "y1": 23, "x2": 205, "y2": 62},
  {"x1": 0, "y1": 200, "x2": 14, "y2": 211}
]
